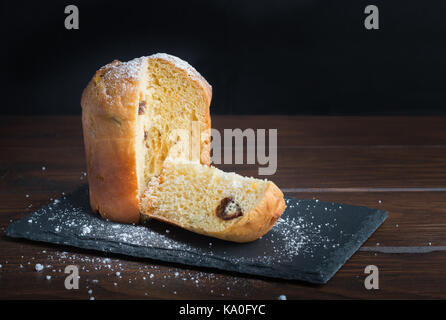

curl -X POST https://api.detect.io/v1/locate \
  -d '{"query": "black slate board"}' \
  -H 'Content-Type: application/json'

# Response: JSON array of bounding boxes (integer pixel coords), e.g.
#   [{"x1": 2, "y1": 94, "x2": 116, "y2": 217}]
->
[{"x1": 6, "y1": 185, "x2": 387, "y2": 284}]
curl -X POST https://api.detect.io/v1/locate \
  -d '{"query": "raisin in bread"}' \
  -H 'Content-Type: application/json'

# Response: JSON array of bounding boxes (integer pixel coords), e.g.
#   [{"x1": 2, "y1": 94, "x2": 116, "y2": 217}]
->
[
  {"x1": 141, "y1": 158, "x2": 286, "y2": 243},
  {"x1": 81, "y1": 54, "x2": 212, "y2": 223}
]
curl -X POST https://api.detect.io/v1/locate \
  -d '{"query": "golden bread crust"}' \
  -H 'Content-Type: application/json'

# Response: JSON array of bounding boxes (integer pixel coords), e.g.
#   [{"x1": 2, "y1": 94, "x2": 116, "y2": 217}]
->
[
  {"x1": 81, "y1": 55, "x2": 212, "y2": 224},
  {"x1": 221, "y1": 181, "x2": 286, "y2": 242}
]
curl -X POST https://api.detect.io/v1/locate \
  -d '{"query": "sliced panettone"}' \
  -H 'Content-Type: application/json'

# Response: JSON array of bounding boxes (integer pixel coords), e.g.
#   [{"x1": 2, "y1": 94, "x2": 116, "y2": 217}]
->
[{"x1": 140, "y1": 158, "x2": 286, "y2": 243}]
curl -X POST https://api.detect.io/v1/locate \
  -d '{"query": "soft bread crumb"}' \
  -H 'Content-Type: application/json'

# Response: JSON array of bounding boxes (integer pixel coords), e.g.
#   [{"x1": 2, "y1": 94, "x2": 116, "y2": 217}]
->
[
  {"x1": 135, "y1": 57, "x2": 210, "y2": 195},
  {"x1": 141, "y1": 159, "x2": 269, "y2": 233}
]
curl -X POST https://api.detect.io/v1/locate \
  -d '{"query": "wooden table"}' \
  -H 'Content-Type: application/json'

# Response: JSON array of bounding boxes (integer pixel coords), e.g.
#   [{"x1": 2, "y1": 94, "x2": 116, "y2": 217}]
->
[{"x1": 1, "y1": 116, "x2": 445, "y2": 299}]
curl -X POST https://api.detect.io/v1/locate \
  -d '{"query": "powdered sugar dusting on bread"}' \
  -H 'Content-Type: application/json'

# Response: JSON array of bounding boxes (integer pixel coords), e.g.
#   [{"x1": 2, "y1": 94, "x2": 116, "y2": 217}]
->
[
  {"x1": 98, "y1": 54, "x2": 210, "y2": 90},
  {"x1": 149, "y1": 53, "x2": 211, "y2": 89},
  {"x1": 101, "y1": 57, "x2": 146, "y2": 81}
]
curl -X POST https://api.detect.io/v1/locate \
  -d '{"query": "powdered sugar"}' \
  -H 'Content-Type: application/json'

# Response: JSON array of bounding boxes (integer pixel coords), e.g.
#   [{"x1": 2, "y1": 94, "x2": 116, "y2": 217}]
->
[
  {"x1": 7, "y1": 184, "x2": 370, "y2": 284},
  {"x1": 99, "y1": 54, "x2": 210, "y2": 90},
  {"x1": 101, "y1": 57, "x2": 146, "y2": 81}
]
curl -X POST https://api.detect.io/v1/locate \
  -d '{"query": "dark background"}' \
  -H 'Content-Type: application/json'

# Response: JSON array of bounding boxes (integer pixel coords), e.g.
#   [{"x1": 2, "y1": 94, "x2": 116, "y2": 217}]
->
[{"x1": 2, "y1": 0, "x2": 446, "y2": 115}]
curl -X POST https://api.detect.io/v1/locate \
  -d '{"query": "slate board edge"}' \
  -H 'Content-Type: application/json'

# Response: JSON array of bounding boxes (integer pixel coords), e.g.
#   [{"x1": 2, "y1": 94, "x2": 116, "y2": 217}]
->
[
  {"x1": 284, "y1": 195, "x2": 389, "y2": 284},
  {"x1": 319, "y1": 209, "x2": 388, "y2": 283},
  {"x1": 6, "y1": 222, "x2": 322, "y2": 283}
]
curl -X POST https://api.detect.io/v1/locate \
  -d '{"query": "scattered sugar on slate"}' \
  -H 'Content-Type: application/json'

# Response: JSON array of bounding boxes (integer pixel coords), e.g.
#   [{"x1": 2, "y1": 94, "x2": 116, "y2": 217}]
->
[
  {"x1": 22, "y1": 189, "x2": 341, "y2": 267},
  {"x1": 5, "y1": 184, "x2": 366, "y2": 288}
]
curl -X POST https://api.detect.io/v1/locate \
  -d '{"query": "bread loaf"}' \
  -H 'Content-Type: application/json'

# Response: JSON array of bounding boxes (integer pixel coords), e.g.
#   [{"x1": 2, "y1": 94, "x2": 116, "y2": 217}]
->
[
  {"x1": 140, "y1": 158, "x2": 286, "y2": 243},
  {"x1": 81, "y1": 54, "x2": 212, "y2": 223},
  {"x1": 81, "y1": 53, "x2": 286, "y2": 242}
]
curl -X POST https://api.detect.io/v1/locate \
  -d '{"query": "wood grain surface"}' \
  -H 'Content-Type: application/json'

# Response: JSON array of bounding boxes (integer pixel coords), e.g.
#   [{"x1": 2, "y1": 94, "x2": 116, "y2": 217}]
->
[{"x1": 0, "y1": 116, "x2": 445, "y2": 299}]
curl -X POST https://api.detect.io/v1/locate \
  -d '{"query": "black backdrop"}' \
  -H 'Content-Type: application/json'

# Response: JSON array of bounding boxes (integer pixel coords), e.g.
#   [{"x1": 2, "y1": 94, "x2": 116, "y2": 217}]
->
[{"x1": 2, "y1": 0, "x2": 446, "y2": 115}]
